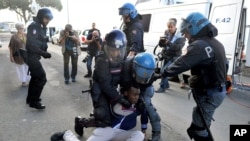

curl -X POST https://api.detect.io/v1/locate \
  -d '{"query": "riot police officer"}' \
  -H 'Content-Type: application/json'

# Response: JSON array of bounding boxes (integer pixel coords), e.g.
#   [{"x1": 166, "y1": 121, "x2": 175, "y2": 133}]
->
[
  {"x1": 26, "y1": 8, "x2": 53, "y2": 110},
  {"x1": 121, "y1": 52, "x2": 162, "y2": 141},
  {"x1": 161, "y1": 12, "x2": 227, "y2": 141},
  {"x1": 74, "y1": 29, "x2": 131, "y2": 136},
  {"x1": 119, "y1": 3, "x2": 145, "y2": 57}
]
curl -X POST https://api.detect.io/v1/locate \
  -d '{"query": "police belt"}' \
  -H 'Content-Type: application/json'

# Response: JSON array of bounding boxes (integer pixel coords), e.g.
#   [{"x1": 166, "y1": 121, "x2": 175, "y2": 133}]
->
[{"x1": 207, "y1": 83, "x2": 225, "y2": 92}]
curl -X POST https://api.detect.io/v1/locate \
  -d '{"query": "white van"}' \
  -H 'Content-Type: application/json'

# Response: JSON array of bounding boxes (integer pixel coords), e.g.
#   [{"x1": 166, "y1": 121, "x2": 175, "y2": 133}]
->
[{"x1": 132, "y1": 0, "x2": 247, "y2": 77}]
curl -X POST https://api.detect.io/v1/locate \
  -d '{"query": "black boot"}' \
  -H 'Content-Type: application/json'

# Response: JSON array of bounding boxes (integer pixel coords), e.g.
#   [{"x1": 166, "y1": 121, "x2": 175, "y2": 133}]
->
[
  {"x1": 29, "y1": 102, "x2": 46, "y2": 110},
  {"x1": 26, "y1": 98, "x2": 41, "y2": 104},
  {"x1": 74, "y1": 116, "x2": 97, "y2": 136},
  {"x1": 148, "y1": 131, "x2": 161, "y2": 141},
  {"x1": 50, "y1": 131, "x2": 65, "y2": 141},
  {"x1": 187, "y1": 126, "x2": 212, "y2": 141}
]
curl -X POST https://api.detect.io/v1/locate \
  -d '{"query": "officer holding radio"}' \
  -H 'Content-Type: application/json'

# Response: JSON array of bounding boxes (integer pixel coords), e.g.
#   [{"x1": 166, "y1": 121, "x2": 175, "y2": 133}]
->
[
  {"x1": 59, "y1": 24, "x2": 80, "y2": 84},
  {"x1": 83, "y1": 30, "x2": 102, "y2": 78}
]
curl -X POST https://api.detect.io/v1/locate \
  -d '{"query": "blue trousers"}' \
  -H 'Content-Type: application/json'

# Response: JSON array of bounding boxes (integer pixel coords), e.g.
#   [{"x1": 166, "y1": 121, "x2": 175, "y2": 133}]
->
[
  {"x1": 86, "y1": 55, "x2": 94, "y2": 75},
  {"x1": 159, "y1": 60, "x2": 173, "y2": 89},
  {"x1": 191, "y1": 86, "x2": 226, "y2": 137},
  {"x1": 63, "y1": 50, "x2": 78, "y2": 81},
  {"x1": 141, "y1": 85, "x2": 161, "y2": 132}
]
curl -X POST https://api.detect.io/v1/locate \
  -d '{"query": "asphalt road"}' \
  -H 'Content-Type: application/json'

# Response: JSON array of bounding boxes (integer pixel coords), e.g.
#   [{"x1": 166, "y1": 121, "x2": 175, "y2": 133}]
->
[{"x1": 0, "y1": 32, "x2": 249, "y2": 141}]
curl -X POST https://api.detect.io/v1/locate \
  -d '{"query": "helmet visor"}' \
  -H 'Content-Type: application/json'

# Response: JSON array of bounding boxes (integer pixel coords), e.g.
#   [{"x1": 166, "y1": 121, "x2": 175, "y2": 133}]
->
[
  {"x1": 104, "y1": 44, "x2": 126, "y2": 62},
  {"x1": 119, "y1": 8, "x2": 130, "y2": 16},
  {"x1": 179, "y1": 18, "x2": 191, "y2": 35}
]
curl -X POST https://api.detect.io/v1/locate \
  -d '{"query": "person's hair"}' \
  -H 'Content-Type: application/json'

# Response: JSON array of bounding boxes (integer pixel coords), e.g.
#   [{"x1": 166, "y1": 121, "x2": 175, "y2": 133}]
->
[
  {"x1": 15, "y1": 23, "x2": 24, "y2": 30},
  {"x1": 120, "y1": 82, "x2": 140, "y2": 94},
  {"x1": 65, "y1": 24, "x2": 72, "y2": 31},
  {"x1": 168, "y1": 18, "x2": 177, "y2": 26}
]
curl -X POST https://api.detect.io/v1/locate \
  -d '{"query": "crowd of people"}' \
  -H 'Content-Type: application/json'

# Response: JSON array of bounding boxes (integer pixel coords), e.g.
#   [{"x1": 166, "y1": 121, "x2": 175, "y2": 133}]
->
[{"x1": 8, "y1": 2, "x2": 227, "y2": 141}]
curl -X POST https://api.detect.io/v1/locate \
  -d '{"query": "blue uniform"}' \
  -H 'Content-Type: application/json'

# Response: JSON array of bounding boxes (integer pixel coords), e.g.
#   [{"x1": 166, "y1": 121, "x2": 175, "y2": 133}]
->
[
  {"x1": 123, "y1": 15, "x2": 145, "y2": 55},
  {"x1": 91, "y1": 53, "x2": 123, "y2": 126},
  {"x1": 26, "y1": 20, "x2": 50, "y2": 105},
  {"x1": 163, "y1": 23, "x2": 227, "y2": 140},
  {"x1": 121, "y1": 57, "x2": 161, "y2": 135}
]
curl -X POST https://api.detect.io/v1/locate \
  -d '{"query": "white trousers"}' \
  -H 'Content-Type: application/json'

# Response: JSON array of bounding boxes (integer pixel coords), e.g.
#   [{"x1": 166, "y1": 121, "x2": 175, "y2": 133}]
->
[
  {"x1": 15, "y1": 63, "x2": 30, "y2": 83},
  {"x1": 87, "y1": 127, "x2": 144, "y2": 141}
]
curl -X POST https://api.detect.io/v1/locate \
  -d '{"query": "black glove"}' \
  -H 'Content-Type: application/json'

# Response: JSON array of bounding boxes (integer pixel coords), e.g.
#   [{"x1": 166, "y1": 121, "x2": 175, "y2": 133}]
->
[
  {"x1": 161, "y1": 70, "x2": 169, "y2": 78},
  {"x1": 119, "y1": 97, "x2": 131, "y2": 109},
  {"x1": 153, "y1": 73, "x2": 162, "y2": 81},
  {"x1": 41, "y1": 52, "x2": 52, "y2": 59}
]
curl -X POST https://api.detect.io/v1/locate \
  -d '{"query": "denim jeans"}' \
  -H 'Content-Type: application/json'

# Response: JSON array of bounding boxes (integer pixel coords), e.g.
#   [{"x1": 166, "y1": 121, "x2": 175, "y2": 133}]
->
[
  {"x1": 142, "y1": 85, "x2": 161, "y2": 132},
  {"x1": 86, "y1": 55, "x2": 94, "y2": 75},
  {"x1": 192, "y1": 86, "x2": 226, "y2": 137},
  {"x1": 159, "y1": 59, "x2": 173, "y2": 89},
  {"x1": 63, "y1": 50, "x2": 78, "y2": 81}
]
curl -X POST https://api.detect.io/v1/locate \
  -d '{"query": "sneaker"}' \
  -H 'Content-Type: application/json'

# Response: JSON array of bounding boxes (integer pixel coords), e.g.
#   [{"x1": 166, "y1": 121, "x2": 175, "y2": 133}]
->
[
  {"x1": 63, "y1": 130, "x2": 80, "y2": 141},
  {"x1": 155, "y1": 87, "x2": 165, "y2": 93},
  {"x1": 84, "y1": 74, "x2": 91, "y2": 78},
  {"x1": 72, "y1": 79, "x2": 76, "y2": 82}
]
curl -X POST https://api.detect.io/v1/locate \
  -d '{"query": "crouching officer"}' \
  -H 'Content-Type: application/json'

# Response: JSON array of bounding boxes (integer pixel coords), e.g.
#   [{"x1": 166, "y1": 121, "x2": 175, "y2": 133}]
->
[
  {"x1": 121, "y1": 52, "x2": 161, "y2": 141},
  {"x1": 74, "y1": 30, "x2": 131, "y2": 136},
  {"x1": 160, "y1": 12, "x2": 227, "y2": 141},
  {"x1": 26, "y1": 8, "x2": 53, "y2": 110}
]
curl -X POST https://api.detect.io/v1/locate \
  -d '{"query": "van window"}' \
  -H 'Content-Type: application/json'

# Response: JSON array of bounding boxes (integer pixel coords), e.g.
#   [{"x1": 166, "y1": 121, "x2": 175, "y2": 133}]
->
[{"x1": 140, "y1": 14, "x2": 151, "y2": 32}]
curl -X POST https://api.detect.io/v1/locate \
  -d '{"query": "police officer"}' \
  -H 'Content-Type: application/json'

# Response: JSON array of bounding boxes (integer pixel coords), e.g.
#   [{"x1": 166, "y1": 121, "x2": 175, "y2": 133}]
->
[
  {"x1": 26, "y1": 8, "x2": 53, "y2": 110},
  {"x1": 74, "y1": 29, "x2": 131, "y2": 136},
  {"x1": 161, "y1": 12, "x2": 227, "y2": 141},
  {"x1": 121, "y1": 52, "x2": 161, "y2": 141},
  {"x1": 119, "y1": 3, "x2": 145, "y2": 57}
]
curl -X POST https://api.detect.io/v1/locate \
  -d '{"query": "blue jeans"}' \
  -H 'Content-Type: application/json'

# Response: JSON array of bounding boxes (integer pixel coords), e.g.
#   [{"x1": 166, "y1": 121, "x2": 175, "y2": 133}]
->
[
  {"x1": 192, "y1": 86, "x2": 226, "y2": 137},
  {"x1": 159, "y1": 60, "x2": 173, "y2": 89},
  {"x1": 63, "y1": 50, "x2": 78, "y2": 81},
  {"x1": 142, "y1": 85, "x2": 161, "y2": 132},
  {"x1": 86, "y1": 55, "x2": 94, "y2": 75}
]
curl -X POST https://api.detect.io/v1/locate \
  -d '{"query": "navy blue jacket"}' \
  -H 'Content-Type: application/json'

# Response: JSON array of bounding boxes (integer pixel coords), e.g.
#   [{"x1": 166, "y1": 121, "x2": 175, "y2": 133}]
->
[
  {"x1": 26, "y1": 21, "x2": 48, "y2": 60},
  {"x1": 111, "y1": 103, "x2": 148, "y2": 130},
  {"x1": 123, "y1": 15, "x2": 144, "y2": 54}
]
